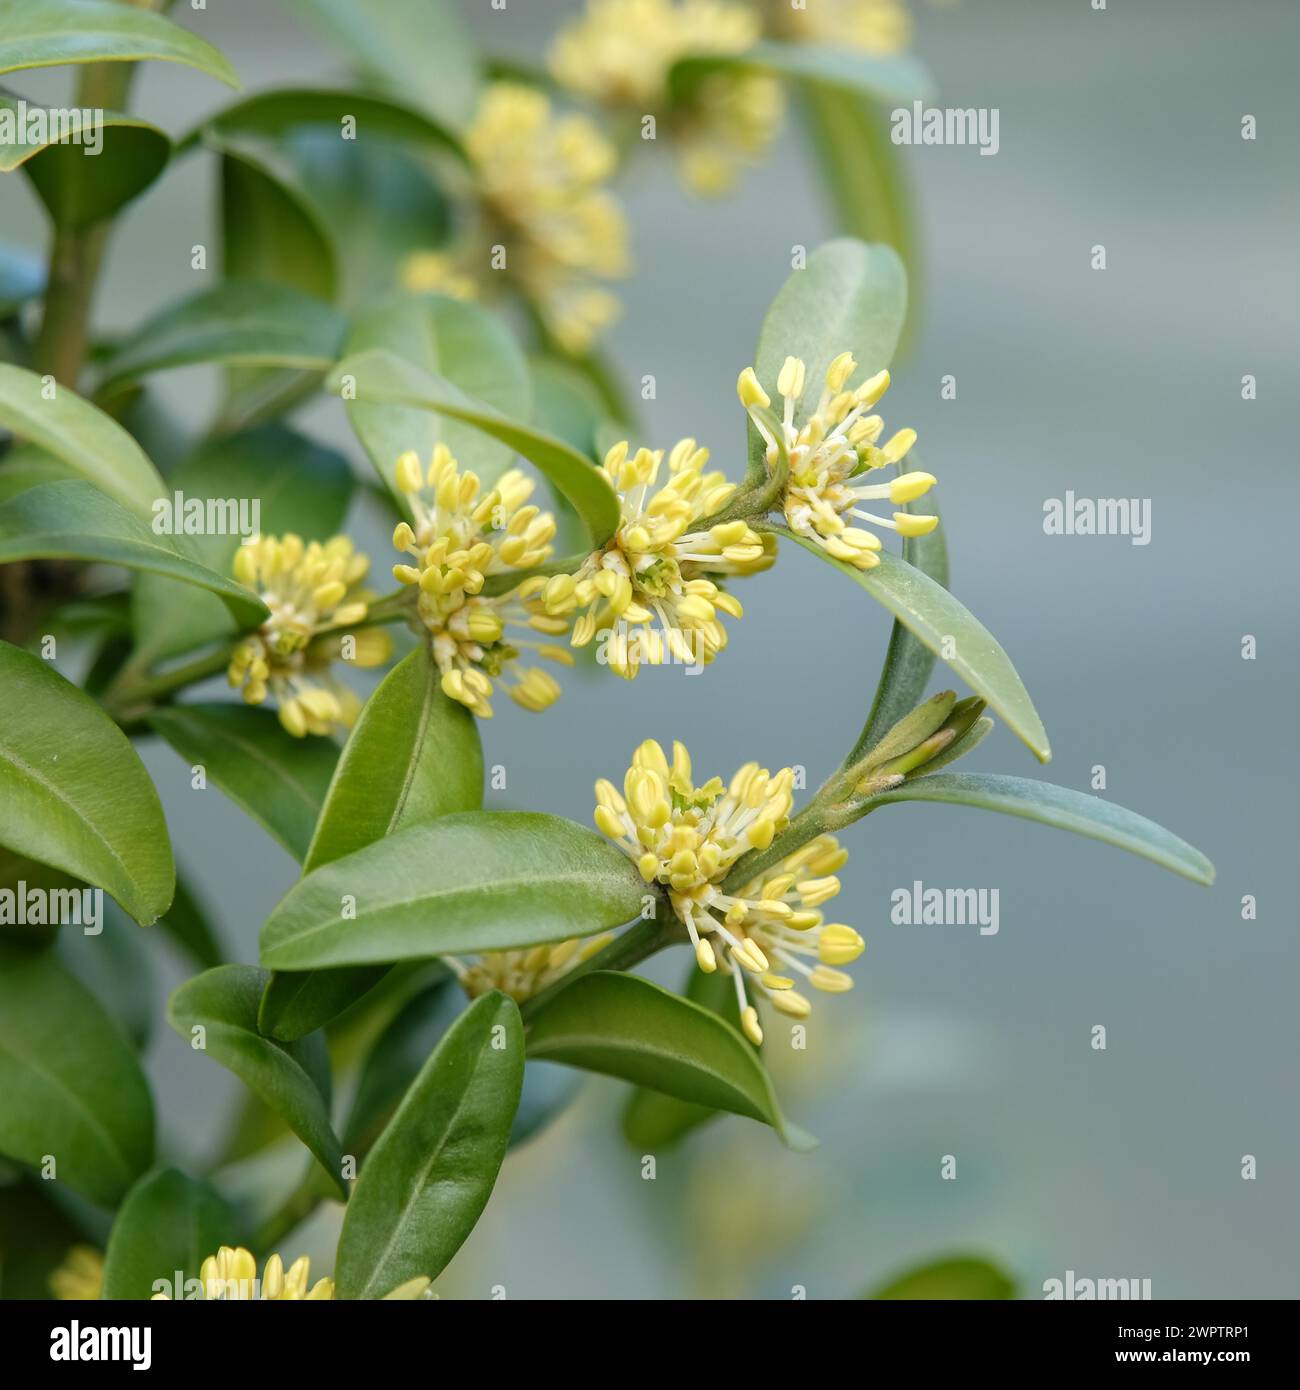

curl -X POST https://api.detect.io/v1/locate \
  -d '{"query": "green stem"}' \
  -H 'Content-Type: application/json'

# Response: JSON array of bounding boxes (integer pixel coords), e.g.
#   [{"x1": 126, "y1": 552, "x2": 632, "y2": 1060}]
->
[
  {"x1": 102, "y1": 644, "x2": 234, "y2": 719},
  {"x1": 252, "y1": 1173, "x2": 324, "y2": 1254}
]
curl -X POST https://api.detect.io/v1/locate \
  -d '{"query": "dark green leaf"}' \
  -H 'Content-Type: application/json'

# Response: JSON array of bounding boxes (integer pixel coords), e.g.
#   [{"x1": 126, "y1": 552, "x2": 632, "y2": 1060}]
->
[
  {"x1": 866, "y1": 772, "x2": 1215, "y2": 885},
  {"x1": 0, "y1": 941, "x2": 154, "y2": 1206},
  {"x1": 329, "y1": 349, "x2": 621, "y2": 545},
  {"x1": 335, "y1": 990, "x2": 523, "y2": 1298},
  {"x1": 778, "y1": 528, "x2": 1051, "y2": 761},
  {"x1": 0, "y1": 479, "x2": 268, "y2": 626},
  {"x1": 527, "y1": 972, "x2": 806, "y2": 1146},
  {"x1": 166, "y1": 965, "x2": 345, "y2": 1197},
  {"x1": 148, "y1": 703, "x2": 339, "y2": 863},
  {"x1": 261, "y1": 811, "x2": 646, "y2": 971},
  {"x1": 0, "y1": 640, "x2": 173, "y2": 923},
  {"x1": 0, "y1": 0, "x2": 240, "y2": 88},
  {"x1": 101, "y1": 1168, "x2": 238, "y2": 1300},
  {"x1": 97, "y1": 281, "x2": 345, "y2": 395}
]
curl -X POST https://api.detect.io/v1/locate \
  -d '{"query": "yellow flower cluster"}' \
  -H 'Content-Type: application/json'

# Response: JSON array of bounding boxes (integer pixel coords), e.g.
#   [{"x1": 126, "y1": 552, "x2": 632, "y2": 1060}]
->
[
  {"x1": 527, "y1": 438, "x2": 773, "y2": 679},
  {"x1": 549, "y1": 0, "x2": 784, "y2": 194},
  {"x1": 772, "y1": 0, "x2": 912, "y2": 55},
  {"x1": 405, "y1": 82, "x2": 629, "y2": 354},
  {"x1": 596, "y1": 740, "x2": 864, "y2": 1043},
  {"x1": 450, "y1": 936, "x2": 615, "y2": 1003},
  {"x1": 738, "y1": 351, "x2": 936, "y2": 569},
  {"x1": 149, "y1": 1246, "x2": 434, "y2": 1301},
  {"x1": 392, "y1": 446, "x2": 571, "y2": 718},
  {"x1": 50, "y1": 1245, "x2": 103, "y2": 1300},
  {"x1": 228, "y1": 534, "x2": 391, "y2": 737}
]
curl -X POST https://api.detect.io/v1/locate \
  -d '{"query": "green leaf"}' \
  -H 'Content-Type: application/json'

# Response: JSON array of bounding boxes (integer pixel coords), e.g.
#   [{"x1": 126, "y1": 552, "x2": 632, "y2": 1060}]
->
[
  {"x1": 260, "y1": 811, "x2": 646, "y2": 971},
  {"x1": 261, "y1": 647, "x2": 483, "y2": 1041},
  {"x1": 343, "y1": 294, "x2": 532, "y2": 504},
  {"x1": 673, "y1": 41, "x2": 932, "y2": 109},
  {"x1": 96, "y1": 281, "x2": 345, "y2": 395},
  {"x1": 528, "y1": 354, "x2": 607, "y2": 463},
  {"x1": 865, "y1": 772, "x2": 1215, "y2": 885},
  {"x1": 335, "y1": 990, "x2": 522, "y2": 1298},
  {"x1": 0, "y1": 0, "x2": 240, "y2": 88},
  {"x1": 777, "y1": 528, "x2": 1051, "y2": 761},
  {"x1": 527, "y1": 972, "x2": 806, "y2": 1145},
  {"x1": 0, "y1": 941, "x2": 153, "y2": 1207},
  {"x1": 853, "y1": 470, "x2": 948, "y2": 759},
  {"x1": 101, "y1": 1168, "x2": 238, "y2": 1300},
  {"x1": 869, "y1": 1254, "x2": 1017, "y2": 1301},
  {"x1": 193, "y1": 86, "x2": 465, "y2": 161},
  {"x1": 0, "y1": 363, "x2": 165, "y2": 518},
  {"x1": 0, "y1": 640, "x2": 174, "y2": 923},
  {"x1": 329, "y1": 349, "x2": 621, "y2": 545},
  {"x1": 621, "y1": 963, "x2": 750, "y2": 1150},
  {"x1": 128, "y1": 423, "x2": 353, "y2": 668},
  {"x1": 0, "y1": 90, "x2": 170, "y2": 228},
  {"x1": 754, "y1": 238, "x2": 908, "y2": 415},
  {"x1": 276, "y1": 0, "x2": 482, "y2": 131},
  {"x1": 148, "y1": 704, "x2": 339, "y2": 863},
  {"x1": 0, "y1": 479, "x2": 268, "y2": 626},
  {"x1": 166, "y1": 965, "x2": 345, "y2": 1197}
]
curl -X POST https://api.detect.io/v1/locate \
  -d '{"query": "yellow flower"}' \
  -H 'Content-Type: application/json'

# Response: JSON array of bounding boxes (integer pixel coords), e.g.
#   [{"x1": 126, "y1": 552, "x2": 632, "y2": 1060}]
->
[
  {"x1": 50, "y1": 1245, "x2": 103, "y2": 1300},
  {"x1": 449, "y1": 936, "x2": 615, "y2": 1003},
  {"x1": 738, "y1": 352, "x2": 936, "y2": 569},
  {"x1": 402, "y1": 83, "x2": 628, "y2": 354},
  {"x1": 771, "y1": 0, "x2": 912, "y2": 55},
  {"x1": 152, "y1": 1247, "x2": 334, "y2": 1301},
  {"x1": 527, "y1": 438, "x2": 774, "y2": 679},
  {"x1": 595, "y1": 740, "x2": 865, "y2": 1043},
  {"x1": 549, "y1": 0, "x2": 784, "y2": 195},
  {"x1": 392, "y1": 445, "x2": 571, "y2": 718},
  {"x1": 228, "y1": 534, "x2": 391, "y2": 737}
]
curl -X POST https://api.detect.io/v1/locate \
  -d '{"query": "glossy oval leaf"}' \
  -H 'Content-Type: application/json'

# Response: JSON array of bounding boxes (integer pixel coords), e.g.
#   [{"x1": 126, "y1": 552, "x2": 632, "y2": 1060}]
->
[
  {"x1": 148, "y1": 703, "x2": 339, "y2": 863},
  {"x1": 101, "y1": 1167, "x2": 239, "y2": 1300},
  {"x1": 869, "y1": 1254, "x2": 1017, "y2": 1301},
  {"x1": 193, "y1": 86, "x2": 465, "y2": 161},
  {"x1": 261, "y1": 647, "x2": 483, "y2": 1041},
  {"x1": 0, "y1": 362, "x2": 165, "y2": 518},
  {"x1": 0, "y1": 479, "x2": 268, "y2": 627},
  {"x1": 0, "y1": 641, "x2": 174, "y2": 923},
  {"x1": 97, "y1": 281, "x2": 345, "y2": 395},
  {"x1": 673, "y1": 41, "x2": 933, "y2": 110},
  {"x1": 778, "y1": 527, "x2": 1050, "y2": 761},
  {"x1": 867, "y1": 772, "x2": 1214, "y2": 884},
  {"x1": 329, "y1": 349, "x2": 621, "y2": 545},
  {"x1": 343, "y1": 294, "x2": 533, "y2": 504},
  {"x1": 0, "y1": 0, "x2": 239, "y2": 87},
  {"x1": 526, "y1": 971, "x2": 805, "y2": 1145},
  {"x1": 852, "y1": 468, "x2": 948, "y2": 759},
  {"x1": 0, "y1": 941, "x2": 154, "y2": 1206},
  {"x1": 335, "y1": 990, "x2": 523, "y2": 1299},
  {"x1": 754, "y1": 238, "x2": 907, "y2": 421},
  {"x1": 260, "y1": 811, "x2": 646, "y2": 971},
  {"x1": 167, "y1": 965, "x2": 345, "y2": 1197}
]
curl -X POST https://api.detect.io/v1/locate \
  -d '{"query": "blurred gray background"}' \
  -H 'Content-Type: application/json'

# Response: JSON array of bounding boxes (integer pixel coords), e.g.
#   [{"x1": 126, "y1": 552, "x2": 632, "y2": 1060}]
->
[{"x1": 4, "y1": 0, "x2": 1296, "y2": 1298}]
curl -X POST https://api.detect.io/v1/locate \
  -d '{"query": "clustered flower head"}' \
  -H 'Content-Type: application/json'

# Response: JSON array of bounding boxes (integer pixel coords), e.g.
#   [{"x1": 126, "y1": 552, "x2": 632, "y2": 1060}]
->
[
  {"x1": 392, "y1": 445, "x2": 571, "y2": 718},
  {"x1": 739, "y1": 351, "x2": 937, "y2": 569},
  {"x1": 549, "y1": 0, "x2": 784, "y2": 195},
  {"x1": 527, "y1": 438, "x2": 774, "y2": 679},
  {"x1": 448, "y1": 935, "x2": 615, "y2": 1003},
  {"x1": 229, "y1": 533, "x2": 391, "y2": 737},
  {"x1": 595, "y1": 740, "x2": 865, "y2": 1044},
  {"x1": 405, "y1": 82, "x2": 629, "y2": 354},
  {"x1": 772, "y1": 0, "x2": 912, "y2": 55},
  {"x1": 149, "y1": 1246, "x2": 434, "y2": 1301}
]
